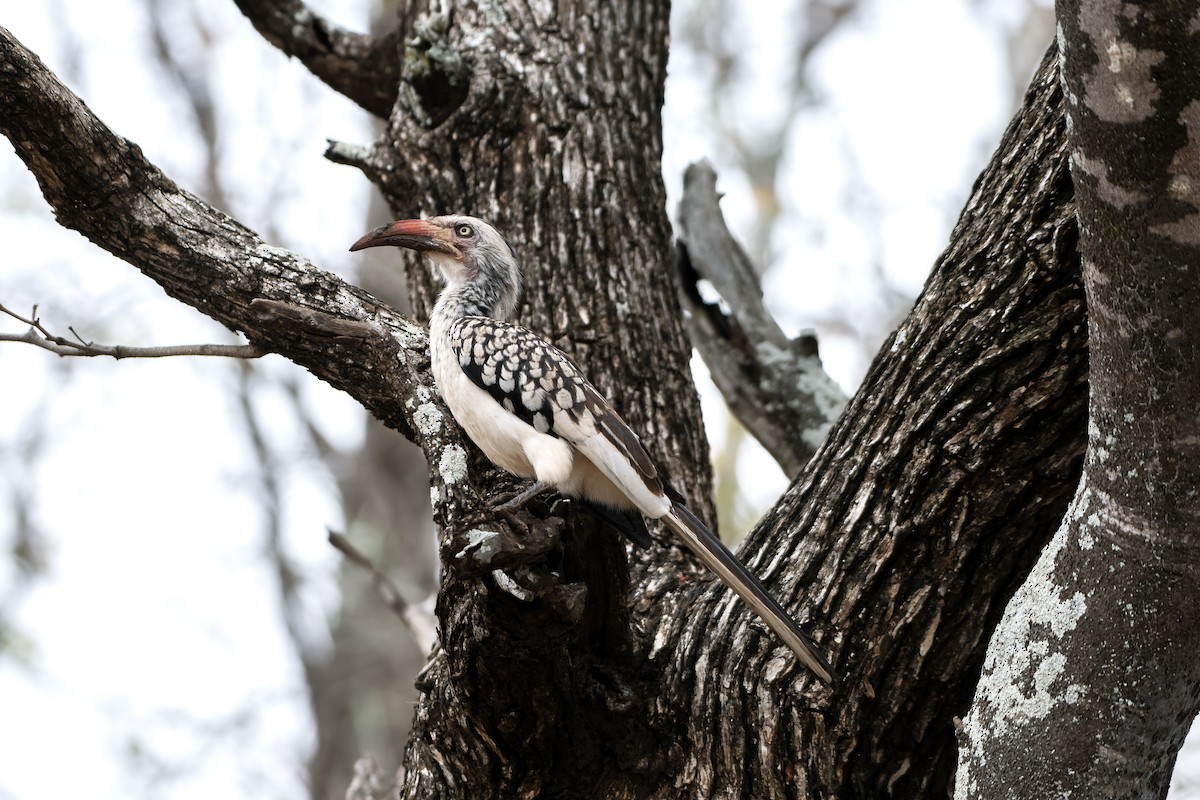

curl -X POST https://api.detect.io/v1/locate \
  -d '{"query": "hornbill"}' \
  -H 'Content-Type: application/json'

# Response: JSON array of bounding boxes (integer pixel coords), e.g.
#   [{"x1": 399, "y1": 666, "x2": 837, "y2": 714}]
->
[{"x1": 351, "y1": 214, "x2": 835, "y2": 684}]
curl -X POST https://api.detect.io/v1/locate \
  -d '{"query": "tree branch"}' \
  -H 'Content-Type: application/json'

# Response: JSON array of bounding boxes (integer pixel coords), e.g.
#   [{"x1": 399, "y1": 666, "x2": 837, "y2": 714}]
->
[
  {"x1": 1, "y1": 31, "x2": 590, "y2": 697},
  {"x1": 675, "y1": 160, "x2": 847, "y2": 478},
  {"x1": 0, "y1": 301, "x2": 264, "y2": 359},
  {"x1": 650, "y1": 46, "x2": 1089, "y2": 797},
  {"x1": 231, "y1": 0, "x2": 400, "y2": 118},
  {"x1": 0, "y1": 24, "x2": 513, "y2": 538}
]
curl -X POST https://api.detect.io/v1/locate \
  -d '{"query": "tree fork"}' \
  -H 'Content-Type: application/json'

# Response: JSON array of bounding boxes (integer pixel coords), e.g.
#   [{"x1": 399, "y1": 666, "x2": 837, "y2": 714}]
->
[{"x1": 639, "y1": 46, "x2": 1086, "y2": 797}]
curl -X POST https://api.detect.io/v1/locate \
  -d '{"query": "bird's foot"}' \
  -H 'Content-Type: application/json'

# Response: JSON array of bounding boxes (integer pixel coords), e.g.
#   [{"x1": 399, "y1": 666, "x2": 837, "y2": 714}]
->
[
  {"x1": 460, "y1": 482, "x2": 551, "y2": 537},
  {"x1": 493, "y1": 481, "x2": 553, "y2": 514},
  {"x1": 494, "y1": 482, "x2": 556, "y2": 533},
  {"x1": 492, "y1": 505, "x2": 530, "y2": 536}
]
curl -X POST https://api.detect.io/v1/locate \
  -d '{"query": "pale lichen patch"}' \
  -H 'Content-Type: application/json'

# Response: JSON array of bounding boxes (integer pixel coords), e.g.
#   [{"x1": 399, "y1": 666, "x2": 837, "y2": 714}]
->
[
  {"x1": 404, "y1": 385, "x2": 445, "y2": 438},
  {"x1": 963, "y1": 482, "x2": 1092, "y2": 749},
  {"x1": 796, "y1": 353, "x2": 847, "y2": 412},
  {"x1": 794, "y1": 359, "x2": 846, "y2": 448},
  {"x1": 413, "y1": 402, "x2": 444, "y2": 437},
  {"x1": 456, "y1": 528, "x2": 506, "y2": 561},
  {"x1": 438, "y1": 444, "x2": 468, "y2": 485},
  {"x1": 1080, "y1": 518, "x2": 1097, "y2": 550}
]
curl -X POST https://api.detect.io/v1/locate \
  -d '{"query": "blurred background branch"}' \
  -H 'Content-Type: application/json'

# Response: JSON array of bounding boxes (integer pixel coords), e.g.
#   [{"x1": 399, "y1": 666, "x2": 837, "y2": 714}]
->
[{"x1": 675, "y1": 160, "x2": 847, "y2": 480}]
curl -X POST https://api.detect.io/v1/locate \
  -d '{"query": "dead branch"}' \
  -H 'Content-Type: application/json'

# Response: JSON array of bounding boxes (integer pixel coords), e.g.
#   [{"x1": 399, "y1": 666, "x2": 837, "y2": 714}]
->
[{"x1": 675, "y1": 161, "x2": 847, "y2": 479}]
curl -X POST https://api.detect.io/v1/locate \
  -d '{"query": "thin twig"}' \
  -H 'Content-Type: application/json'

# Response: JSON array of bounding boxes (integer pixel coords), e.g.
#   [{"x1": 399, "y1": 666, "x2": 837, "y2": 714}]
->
[{"x1": 0, "y1": 301, "x2": 264, "y2": 360}]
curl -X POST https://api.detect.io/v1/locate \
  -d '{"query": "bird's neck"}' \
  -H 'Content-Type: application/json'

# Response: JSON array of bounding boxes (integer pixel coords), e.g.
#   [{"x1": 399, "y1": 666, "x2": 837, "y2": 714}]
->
[{"x1": 431, "y1": 281, "x2": 511, "y2": 329}]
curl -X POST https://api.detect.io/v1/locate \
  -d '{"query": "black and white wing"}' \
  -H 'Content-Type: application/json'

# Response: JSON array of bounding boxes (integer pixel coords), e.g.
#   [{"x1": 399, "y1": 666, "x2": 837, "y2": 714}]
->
[{"x1": 448, "y1": 316, "x2": 668, "y2": 515}]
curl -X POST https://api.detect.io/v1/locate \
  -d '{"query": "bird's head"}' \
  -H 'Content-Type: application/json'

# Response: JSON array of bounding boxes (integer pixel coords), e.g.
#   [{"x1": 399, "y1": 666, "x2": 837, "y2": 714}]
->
[{"x1": 350, "y1": 214, "x2": 522, "y2": 318}]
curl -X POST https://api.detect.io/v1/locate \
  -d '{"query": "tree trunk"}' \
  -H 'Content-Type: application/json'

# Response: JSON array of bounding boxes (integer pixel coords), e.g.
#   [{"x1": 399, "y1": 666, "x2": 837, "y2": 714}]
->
[
  {"x1": 956, "y1": 4, "x2": 1200, "y2": 797},
  {"x1": 641, "y1": 47, "x2": 1086, "y2": 798}
]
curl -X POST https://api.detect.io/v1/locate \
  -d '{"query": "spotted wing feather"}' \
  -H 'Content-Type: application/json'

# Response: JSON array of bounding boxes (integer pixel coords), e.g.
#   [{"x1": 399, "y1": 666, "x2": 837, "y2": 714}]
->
[{"x1": 449, "y1": 317, "x2": 664, "y2": 500}]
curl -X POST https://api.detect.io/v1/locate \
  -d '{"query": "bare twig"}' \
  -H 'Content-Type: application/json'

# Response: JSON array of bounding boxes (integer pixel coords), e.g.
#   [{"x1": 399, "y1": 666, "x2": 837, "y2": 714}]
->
[
  {"x1": 675, "y1": 161, "x2": 847, "y2": 478},
  {"x1": 0, "y1": 302, "x2": 263, "y2": 360},
  {"x1": 328, "y1": 530, "x2": 438, "y2": 654}
]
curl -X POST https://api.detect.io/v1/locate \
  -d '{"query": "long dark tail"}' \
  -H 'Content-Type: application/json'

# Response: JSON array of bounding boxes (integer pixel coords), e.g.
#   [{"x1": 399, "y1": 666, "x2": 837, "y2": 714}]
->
[{"x1": 661, "y1": 502, "x2": 836, "y2": 685}]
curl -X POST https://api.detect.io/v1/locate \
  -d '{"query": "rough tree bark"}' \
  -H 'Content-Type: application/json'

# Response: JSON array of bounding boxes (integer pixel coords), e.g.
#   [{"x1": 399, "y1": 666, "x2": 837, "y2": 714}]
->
[
  {"x1": 654, "y1": 51, "x2": 1085, "y2": 798},
  {"x1": 957, "y1": 4, "x2": 1200, "y2": 798},
  {"x1": 6, "y1": 1, "x2": 1190, "y2": 797},
  {"x1": 331, "y1": 8, "x2": 1084, "y2": 796}
]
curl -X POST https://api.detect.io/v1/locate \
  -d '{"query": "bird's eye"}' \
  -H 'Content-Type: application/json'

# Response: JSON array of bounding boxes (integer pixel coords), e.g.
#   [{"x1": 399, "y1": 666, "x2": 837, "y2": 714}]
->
[{"x1": 456, "y1": 224, "x2": 474, "y2": 238}]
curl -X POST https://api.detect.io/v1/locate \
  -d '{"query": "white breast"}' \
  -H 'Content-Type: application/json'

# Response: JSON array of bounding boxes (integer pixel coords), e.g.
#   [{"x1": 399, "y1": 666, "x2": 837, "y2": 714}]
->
[{"x1": 430, "y1": 330, "x2": 578, "y2": 486}]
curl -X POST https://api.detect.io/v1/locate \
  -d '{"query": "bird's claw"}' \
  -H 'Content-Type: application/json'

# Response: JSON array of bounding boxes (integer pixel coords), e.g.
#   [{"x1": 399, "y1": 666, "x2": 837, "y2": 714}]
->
[
  {"x1": 493, "y1": 480, "x2": 553, "y2": 514},
  {"x1": 492, "y1": 503, "x2": 531, "y2": 536}
]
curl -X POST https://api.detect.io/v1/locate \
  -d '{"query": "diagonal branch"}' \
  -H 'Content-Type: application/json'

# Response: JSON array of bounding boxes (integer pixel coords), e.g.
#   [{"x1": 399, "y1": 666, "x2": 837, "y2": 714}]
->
[
  {"x1": 675, "y1": 160, "x2": 848, "y2": 478},
  {"x1": 0, "y1": 23, "x2": 411, "y2": 402},
  {"x1": 231, "y1": 0, "x2": 400, "y2": 118},
  {"x1": 0, "y1": 25, "x2": 501, "y2": 526},
  {"x1": 0, "y1": 22, "x2": 568, "y2": 587},
  {"x1": 650, "y1": 47, "x2": 1090, "y2": 797}
]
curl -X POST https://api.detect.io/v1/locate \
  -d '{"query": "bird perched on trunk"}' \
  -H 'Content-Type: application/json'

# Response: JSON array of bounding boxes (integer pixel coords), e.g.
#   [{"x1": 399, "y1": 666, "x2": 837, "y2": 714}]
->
[{"x1": 351, "y1": 214, "x2": 835, "y2": 685}]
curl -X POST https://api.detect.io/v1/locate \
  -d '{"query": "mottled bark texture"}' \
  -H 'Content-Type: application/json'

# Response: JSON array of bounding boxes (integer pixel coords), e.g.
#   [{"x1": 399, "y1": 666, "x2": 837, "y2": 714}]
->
[
  {"x1": 358, "y1": 29, "x2": 1087, "y2": 795},
  {"x1": 956, "y1": 5, "x2": 1200, "y2": 798},
  {"x1": 1, "y1": 6, "x2": 1111, "y2": 798},
  {"x1": 340, "y1": 6, "x2": 726, "y2": 797}
]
